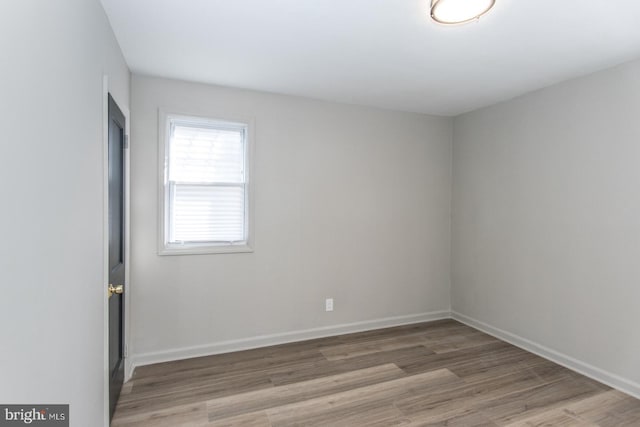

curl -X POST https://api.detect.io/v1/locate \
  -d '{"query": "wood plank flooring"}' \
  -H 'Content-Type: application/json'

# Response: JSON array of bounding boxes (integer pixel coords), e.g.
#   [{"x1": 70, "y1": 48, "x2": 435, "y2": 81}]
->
[{"x1": 112, "y1": 319, "x2": 640, "y2": 426}]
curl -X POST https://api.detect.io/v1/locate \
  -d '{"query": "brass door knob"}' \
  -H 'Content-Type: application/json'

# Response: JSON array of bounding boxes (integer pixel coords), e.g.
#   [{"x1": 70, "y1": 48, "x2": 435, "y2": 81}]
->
[{"x1": 108, "y1": 284, "x2": 124, "y2": 298}]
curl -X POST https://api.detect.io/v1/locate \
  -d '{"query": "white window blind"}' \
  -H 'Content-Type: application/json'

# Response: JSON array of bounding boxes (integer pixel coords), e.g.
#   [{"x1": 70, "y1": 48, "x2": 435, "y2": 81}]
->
[{"x1": 166, "y1": 118, "x2": 248, "y2": 246}]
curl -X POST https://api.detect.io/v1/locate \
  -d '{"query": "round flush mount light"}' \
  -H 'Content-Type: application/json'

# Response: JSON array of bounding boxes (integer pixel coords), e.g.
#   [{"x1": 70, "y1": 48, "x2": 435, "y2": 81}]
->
[{"x1": 430, "y1": 0, "x2": 496, "y2": 25}]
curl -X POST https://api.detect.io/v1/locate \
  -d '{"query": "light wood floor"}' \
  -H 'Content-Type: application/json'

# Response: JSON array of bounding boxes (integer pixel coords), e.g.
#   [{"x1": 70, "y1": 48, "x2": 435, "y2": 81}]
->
[{"x1": 112, "y1": 319, "x2": 640, "y2": 426}]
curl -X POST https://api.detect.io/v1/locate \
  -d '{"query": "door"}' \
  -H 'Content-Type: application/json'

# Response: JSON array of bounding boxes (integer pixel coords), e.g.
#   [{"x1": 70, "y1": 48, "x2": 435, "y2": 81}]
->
[{"x1": 108, "y1": 94, "x2": 126, "y2": 420}]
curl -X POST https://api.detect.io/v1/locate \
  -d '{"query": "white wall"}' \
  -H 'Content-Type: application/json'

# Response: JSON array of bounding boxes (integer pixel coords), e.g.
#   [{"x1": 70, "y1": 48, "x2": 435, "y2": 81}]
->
[
  {"x1": 130, "y1": 75, "x2": 452, "y2": 364},
  {"x1": 0, "y1": 1, "x2": 129, "y2": 425},
  {"x1": 452, "y1": 59, "x2": 640, "y2": 394}
]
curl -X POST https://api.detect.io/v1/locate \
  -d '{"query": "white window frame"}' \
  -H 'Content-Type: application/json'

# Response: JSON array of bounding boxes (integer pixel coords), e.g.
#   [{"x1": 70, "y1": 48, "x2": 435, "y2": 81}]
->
[{"x1": 158, "y1": 110, "x2": 254, "y2": 255}]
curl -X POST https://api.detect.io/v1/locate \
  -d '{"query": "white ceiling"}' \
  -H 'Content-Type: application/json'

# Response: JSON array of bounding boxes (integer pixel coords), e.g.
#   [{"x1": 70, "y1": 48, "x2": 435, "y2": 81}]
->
[{"x1": 101, "y1": 0, "x2": 640, "y2": 116}]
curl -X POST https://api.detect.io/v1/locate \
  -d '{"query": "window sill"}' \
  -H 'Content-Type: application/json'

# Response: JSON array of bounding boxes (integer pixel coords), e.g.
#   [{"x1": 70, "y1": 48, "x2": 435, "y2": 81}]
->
[{"x1": 159, "y1": 243, "x2": 253, "y2": 256}]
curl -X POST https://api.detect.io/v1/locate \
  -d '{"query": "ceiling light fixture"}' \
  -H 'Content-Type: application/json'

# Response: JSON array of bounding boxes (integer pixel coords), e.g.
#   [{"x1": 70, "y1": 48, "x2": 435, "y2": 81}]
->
[{"x1": 430, "y1": 0, "x2": 496, "y2": 25}]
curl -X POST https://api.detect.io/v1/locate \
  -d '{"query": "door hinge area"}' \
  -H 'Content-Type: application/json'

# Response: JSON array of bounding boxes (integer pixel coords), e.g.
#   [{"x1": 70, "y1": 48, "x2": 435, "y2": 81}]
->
[{"x1": 124, "y1": 135, "x2": 129, "y2": 150}]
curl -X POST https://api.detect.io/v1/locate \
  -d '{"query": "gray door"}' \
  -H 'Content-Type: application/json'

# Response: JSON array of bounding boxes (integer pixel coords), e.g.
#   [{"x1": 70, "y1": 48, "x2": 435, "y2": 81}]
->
[{"x1": 108, "y1": 94, "x2": 126, "y2": 420}]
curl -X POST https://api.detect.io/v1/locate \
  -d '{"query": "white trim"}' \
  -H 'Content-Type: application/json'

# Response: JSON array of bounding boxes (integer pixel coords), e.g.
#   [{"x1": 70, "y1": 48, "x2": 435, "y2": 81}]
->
[
  {"x1": 157, "y1": 109, "x2": 256, "y2": 256},
  {"x1": 160, "y1": 242, "x2": 253, "y2": 256},
  {"x1": 122, "y1": 104, "x2": 132, "y2": 383},
  {"x1": 102, "y1": 75, "x2": 109, "y2": 427},
  {"x1": 131, "y1": 310, "x2": 450, "y2": 368},
  {"x1": 451, "y1": 311, "x2": 640, "y2": 400},
  {"x1": 127, "y1": 309, "x2": 640, "y2": 401}
]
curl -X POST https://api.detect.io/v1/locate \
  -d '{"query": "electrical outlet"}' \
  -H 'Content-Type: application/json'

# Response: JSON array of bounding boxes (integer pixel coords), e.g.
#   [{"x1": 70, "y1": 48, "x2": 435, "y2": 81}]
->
[{"x1": 325, "y1": 298, "x2": 334, "y2": 312}]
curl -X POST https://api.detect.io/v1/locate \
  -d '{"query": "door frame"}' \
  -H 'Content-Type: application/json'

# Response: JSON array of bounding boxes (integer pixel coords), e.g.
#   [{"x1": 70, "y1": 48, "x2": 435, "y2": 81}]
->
[{"x1": 102, "y1": 75, "x2": 132, "y2": 426}]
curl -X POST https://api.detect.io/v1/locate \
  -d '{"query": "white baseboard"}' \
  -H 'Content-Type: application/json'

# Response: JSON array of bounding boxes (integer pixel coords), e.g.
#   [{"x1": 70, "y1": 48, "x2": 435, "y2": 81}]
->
[
  {"x1": 124, "y1": 357, "x2": 134, "y2": 382},
  {"x1": 131, "y1": 310, "x2": 450, "y2": 369},
  {"x1": 451, "y1": 311, "x2": 640, "y2": 400},
  {"x1": 128, "y1": 309, "x2": 640, "y2": 401}
]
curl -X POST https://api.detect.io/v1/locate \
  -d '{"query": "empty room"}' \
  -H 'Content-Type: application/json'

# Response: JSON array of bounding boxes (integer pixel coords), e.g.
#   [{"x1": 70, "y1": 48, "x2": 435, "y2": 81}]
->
[{"x1": 2, "y1": 0, "x2": 640, "y2": 426}]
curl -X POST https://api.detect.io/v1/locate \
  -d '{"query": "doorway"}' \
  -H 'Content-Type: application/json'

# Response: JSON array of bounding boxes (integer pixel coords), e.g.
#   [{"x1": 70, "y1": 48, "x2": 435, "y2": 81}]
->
[{"x1": 107, "y1": 93, "x2": 126, "y2": 420}]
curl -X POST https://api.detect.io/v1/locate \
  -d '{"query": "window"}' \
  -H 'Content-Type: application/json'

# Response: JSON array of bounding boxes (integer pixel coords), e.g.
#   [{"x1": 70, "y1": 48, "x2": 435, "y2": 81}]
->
[{"x1": 160, "y1": 113, "x2": 253, "y2": 254}]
